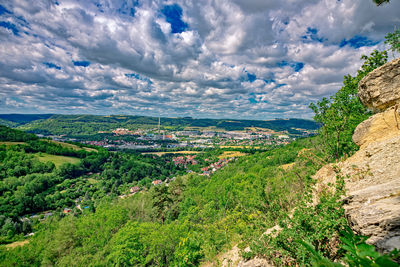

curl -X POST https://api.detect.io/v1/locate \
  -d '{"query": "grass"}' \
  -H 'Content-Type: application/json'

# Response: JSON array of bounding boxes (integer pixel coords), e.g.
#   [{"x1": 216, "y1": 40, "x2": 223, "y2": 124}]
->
[
  {"x1": 46, "y1": 140, "x2": 97, "y2": 152},
  {"x1": 0, "y1": 141, "x2": 26, "y2": 146},
  {"x1": 142, "y1": 151, "x2": 203, "y2": 156},
  {"x1": 35, "y1": 153, "x2": 81, "y2": 168},
  {"x1": 218, "y1": 151, "x2": 247, "y2": 159},
  {"x1": 280, "y1": 162, "x2": 295, "y2": 170},
  {"x1": 5, "y1": 240, "x2": 29, "y2": 249},
  {"x1": 87, "y1": 178, "x2": 99, "y2": 184},
  {"x1": 220, "y1": 145, "x2": 263, "y2": 149}
]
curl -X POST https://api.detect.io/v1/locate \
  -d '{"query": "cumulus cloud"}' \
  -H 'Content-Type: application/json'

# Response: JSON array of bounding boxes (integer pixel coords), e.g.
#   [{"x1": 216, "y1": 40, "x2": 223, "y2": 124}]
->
[{"x1": 0, "y1": 0, "x2": 399, "y2": 119}]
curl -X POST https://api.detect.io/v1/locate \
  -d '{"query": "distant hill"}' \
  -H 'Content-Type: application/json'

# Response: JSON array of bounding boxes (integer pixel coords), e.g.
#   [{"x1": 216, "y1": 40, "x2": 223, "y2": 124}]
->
[
  {"x1": 0, "y1": 114, "x2": 53, "y2": 126},
  {"x1": 0, "y1": 114, "x2": 320, "y2": 136},
  {"x1": 0, "y1": 125, "x2": 38, "y2": 142}
]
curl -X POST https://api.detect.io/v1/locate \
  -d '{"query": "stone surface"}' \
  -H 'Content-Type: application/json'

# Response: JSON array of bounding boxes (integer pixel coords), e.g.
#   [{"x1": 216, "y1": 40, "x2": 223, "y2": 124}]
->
[
  {"x1": 358, "y1": 57, "x2": 400, "y2": 111},
  {"x1": 314, "y1": 134, "x2": 400, "y2": 252},
  {"x1": 352, "y1": 106, "x2": 400, "y2": 148},
  {"x1": 201, "y1": 245, "x2": 272, "y2": 267}
]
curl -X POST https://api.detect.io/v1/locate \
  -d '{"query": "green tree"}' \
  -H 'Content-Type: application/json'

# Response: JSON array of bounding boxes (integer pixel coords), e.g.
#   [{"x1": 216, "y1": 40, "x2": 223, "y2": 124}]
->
[
  {"x1": 309, "y1": 50, "x2": 388, "y2": 159},
  {"x1": 151, "y1": 185, "x2": 172, "y2": 223},
  {"x1": 385, "y1": 28, "x2": 400, "y2": 55},
  {"x1": 373, "y1": 0, "x2": 390, "y2": 5}
]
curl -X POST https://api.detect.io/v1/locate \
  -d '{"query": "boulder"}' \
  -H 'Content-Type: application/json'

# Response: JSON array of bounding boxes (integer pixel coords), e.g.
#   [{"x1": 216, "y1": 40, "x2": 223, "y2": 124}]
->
[
  {"x1": 358, "y1": 57, "x2": 400, "y2": 111},
  {"x1": 352, "y1": 106, "x2": 400, "y2": 148},
  {"x1": 313, "y1": 134, "x2": 400, "y2": 253}
]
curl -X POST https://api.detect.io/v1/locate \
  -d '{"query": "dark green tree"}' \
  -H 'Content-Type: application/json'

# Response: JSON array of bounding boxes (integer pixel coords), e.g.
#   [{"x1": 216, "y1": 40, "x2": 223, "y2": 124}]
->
[
  {"x1": 373, "y1": 0, "x2": 390, "y2": 5},
  {"x1": 151, "y1": 185, "x2": 171, "y2": 223},
  {"x1": 385, "y1": 28, "x2": 400, "y2": 55}
]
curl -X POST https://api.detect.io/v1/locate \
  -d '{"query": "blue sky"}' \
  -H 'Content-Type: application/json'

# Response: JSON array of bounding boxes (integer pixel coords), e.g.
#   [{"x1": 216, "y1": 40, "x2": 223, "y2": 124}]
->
[{"x1": 0, "y1": 0, "x2": 399, "y2": 120}]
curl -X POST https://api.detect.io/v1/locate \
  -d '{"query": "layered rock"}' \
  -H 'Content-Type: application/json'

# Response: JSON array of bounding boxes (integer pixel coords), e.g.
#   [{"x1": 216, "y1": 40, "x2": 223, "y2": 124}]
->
[
  {"x1": 352, "y1": 106, "x2": 400, "y2": 148},
  {"x1": 314, "y1": 58, "x2": 400, "y2": 253},
  {"x1": 313, "y1": 131, "x2": 400, "y2": 252},
  {"x1": 358, "y1": 57, "x2": 400, "y2": 111}
]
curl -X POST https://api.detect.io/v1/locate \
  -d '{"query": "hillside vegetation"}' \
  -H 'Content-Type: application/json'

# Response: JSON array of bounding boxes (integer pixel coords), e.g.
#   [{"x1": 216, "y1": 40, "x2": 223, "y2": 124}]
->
[
  {"x1": 0, "y1": 114, "x2": 319, "y2": 136},
  {"x1": 0, "y1": 126, "x2": 185, "y2": 247},
  {"x1": 0, "y1": 135, "x2": 322, "y2": 266}
]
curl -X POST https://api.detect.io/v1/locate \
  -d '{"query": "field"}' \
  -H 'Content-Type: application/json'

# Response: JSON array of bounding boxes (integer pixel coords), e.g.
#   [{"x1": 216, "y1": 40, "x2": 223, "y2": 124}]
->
[
  {"x1": 5, "y1": 240, "x2": 29, "y2": 249},
  {"x1": 220, "y1": 145, "x2": 263, "y2": 149},
  {"x1": 35, "y1": 153, "x2": 81, "y2": 168},
  {"x1": 47, "y1": 140, "x2": 97, "y2": 152},
  {"x1": 280, "y1": 162, "x2": 295, "y2": 170},
  {"x1": 183, "y1": 126, "x2": 223, "y2": 131},
  {"x1": 87, "y1": 178, "x2": 99, "y2": 184},
  {"x1": 142, "y1": 150, "x2": 203, "y2": 156},
  {"x1": 244, "y1": 127, "x2": 279, "y2": 133},
  {"x1": 0, "y1": 141, "x2": 26, "y2": 146},
  {"x1": 218, "y1": 151, "x2": 247, "y2": 159}
]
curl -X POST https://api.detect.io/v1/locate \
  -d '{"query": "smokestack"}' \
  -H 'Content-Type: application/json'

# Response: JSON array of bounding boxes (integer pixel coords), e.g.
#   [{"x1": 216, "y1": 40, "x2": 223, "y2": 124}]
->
[{"x1": 158, "y1": 117, "x2": 160, "y2": 137}]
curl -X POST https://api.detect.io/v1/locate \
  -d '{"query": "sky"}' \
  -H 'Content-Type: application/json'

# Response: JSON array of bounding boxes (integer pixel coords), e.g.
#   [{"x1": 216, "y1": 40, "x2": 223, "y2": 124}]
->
[{"x1": 0, "y1": 0, "x2": 399, "y2": 120}]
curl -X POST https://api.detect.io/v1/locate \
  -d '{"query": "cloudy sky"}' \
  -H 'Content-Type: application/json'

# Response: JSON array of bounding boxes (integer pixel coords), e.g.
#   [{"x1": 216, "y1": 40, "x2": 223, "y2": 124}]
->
[{"x1": 0, "y1": 0, "x2": 399, "y2": 120}]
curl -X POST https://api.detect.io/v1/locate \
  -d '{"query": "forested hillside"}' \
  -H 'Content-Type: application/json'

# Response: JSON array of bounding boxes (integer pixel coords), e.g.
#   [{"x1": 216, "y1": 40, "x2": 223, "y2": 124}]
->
[
  {"x1": 0, "y1": 134, "x2": 322, "y2": 266},
  {"x1": 0, "y1": 126, "x2": 185, "y2": 246},
  {"x1": 0, "y1": 114, "x2": 319, "y2": 136}
]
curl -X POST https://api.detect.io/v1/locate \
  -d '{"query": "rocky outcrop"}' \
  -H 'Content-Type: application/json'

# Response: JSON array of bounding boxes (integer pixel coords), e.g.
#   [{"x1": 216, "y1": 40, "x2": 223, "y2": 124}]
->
[
  {"x1": 343, "y1": 134, "x2": 400, "y2": 252},
  {"x1": 358, "y1": 57, "x2": 400, "y2": 112},
  {"x1": 201, "y1": 245, "x2": 272, "y2": 267},
  {"x1": 352, "y1": 106, "x2": 400, "y2": 148},
  {"x1": 314, "y1": 58, "x2": 400, "y2": 253}
]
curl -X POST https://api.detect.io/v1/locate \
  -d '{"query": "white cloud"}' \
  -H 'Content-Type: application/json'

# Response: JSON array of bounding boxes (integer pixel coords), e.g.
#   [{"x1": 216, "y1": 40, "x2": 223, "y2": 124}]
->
[{"x1": 0, "y1": 0, "x2": 399, "y2": 119}]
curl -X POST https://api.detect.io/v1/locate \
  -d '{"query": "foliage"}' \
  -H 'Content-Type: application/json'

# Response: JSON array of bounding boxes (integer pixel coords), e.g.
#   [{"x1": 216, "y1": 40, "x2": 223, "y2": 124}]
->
[
  {"x1": 385, "y1": 27, "x2": 400, "y2": 55},
  {"x1": 339, "y1": 228, "x2": 399, "y2": 266},
  {"x1": 0, "y1": 125, "x2": 38, "y2": 142},
  {"x1": 0, "y1": 137, "x2": 322, "y2": 265},
  {"x1": 301, "y1": 227, "x2": 400, "y2": 266},
  {"x1": 245, "y1": 167, "x2": 347, "y2": 266},
  {"x1": 2, "y1": 114, "x2": 320, "y2": 136},
  {"x1": 372, "y1": 0, "x2": 390, "y2": 6},
  {"x1": 309, "y1": 50, "x2": 388, "y2": 159},
  {"x1": 0, "y1": 125, "x2": 184, "y2": 243}
]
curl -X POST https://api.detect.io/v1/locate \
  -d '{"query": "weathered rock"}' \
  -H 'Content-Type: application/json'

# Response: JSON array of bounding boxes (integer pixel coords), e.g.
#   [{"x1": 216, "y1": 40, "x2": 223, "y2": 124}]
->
[
  {"x1": 201, "y1": 245, "x2": 273, "y2": 267},
  {"x1": 313, "y1": 134, "x2": 400, "y2": 252},
  {"x1": 352, "y1": 106, "x2": 400, "y2": 148},
  {"x1": 358, "y1": 57, "x2": 400, "y2": 111},
  {"x1": 237, "y1": 258, "x2": 272, "y2": 267}
]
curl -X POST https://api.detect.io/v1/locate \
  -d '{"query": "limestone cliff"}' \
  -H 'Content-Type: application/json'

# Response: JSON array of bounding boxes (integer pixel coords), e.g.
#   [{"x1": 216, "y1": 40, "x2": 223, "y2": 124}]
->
[
  {"x1": 358, "y1": 57, "x2": 400, "y2": 112},
  {"x1": 315, "y1": 57, "x2": 400, "y2": 252}
]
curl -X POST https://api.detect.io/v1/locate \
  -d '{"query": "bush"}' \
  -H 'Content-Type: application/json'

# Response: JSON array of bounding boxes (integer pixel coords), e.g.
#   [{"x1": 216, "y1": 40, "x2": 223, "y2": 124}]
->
[{"x1": 309, "y1": 50, "x2": 388, "y2": 159}]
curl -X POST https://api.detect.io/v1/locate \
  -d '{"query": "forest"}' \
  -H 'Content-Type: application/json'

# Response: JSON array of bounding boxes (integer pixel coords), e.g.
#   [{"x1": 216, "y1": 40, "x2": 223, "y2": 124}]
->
[
  {"x1": 0, "y1": 126, "x2": 189, "y2": 246},
  {"x1": 0, "y1": 114, "x2": 319, "y2": 136},
  {"x1": 1, "y1": 130, "x2": 320, "y2": 266}
]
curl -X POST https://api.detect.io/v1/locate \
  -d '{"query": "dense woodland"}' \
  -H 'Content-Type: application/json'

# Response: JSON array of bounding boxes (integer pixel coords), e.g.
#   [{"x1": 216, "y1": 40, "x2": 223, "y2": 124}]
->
[
  {"x1": 0, "y1": 114, "x2": 319, "y2": 136},
  {"x1": 1, "y1": 130, "x2": 320, "y2": 265},
  {"x1": 0, "y1": 126, "x2": 188, "y2": 245}
]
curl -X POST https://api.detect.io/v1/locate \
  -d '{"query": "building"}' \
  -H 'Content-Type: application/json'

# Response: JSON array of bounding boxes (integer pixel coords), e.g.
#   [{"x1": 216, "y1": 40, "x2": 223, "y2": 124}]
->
[{"x1": 152, "y1": 180, "x2": 163, "y2": 186}]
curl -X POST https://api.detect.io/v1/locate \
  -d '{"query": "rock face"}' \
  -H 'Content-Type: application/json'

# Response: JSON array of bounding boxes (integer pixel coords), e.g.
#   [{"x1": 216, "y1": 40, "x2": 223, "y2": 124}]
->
[
  {"x1": 201, "y1": 245, "x2": 272, "y2": 267},
  {"x1": 313, "y1": 132, "x2": 400, "y2": 253},
  {"x1": 314, "y1": 58, "x2": 400, "y2": 253},
  {"x1": 343, "y1": 135, "x2": 400, "y2": 252},
  {"x1": 358, "y1": 57, "x2": 400, "y2": 111},
  {"x1": 352, "y1": 106, "x2": 400, "y2": 148}
]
